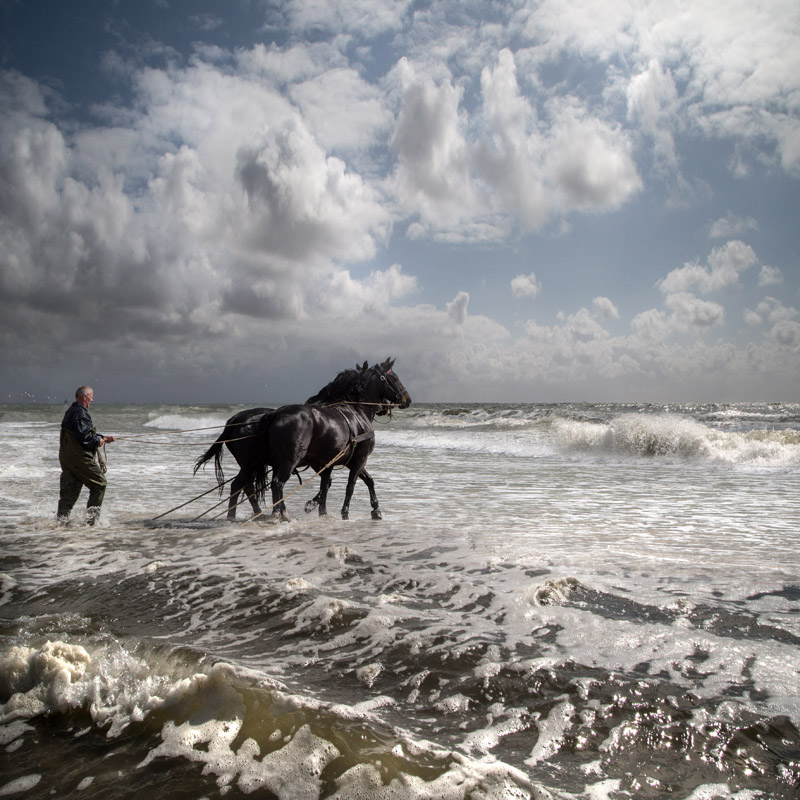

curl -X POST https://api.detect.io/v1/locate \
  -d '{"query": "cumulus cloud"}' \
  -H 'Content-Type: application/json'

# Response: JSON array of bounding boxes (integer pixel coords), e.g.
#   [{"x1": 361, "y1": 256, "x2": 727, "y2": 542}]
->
[
  {"x1": 511, "y1": 273, "x2": 541, "y2": 298},
  {"x1": 664, "y1": 292, "x2": 725, "y2": 330},
  {"x1": 708, "y1": 212, "x2": 759, "y2": 239},
  {"x1": 2, "y1": 1, "x2": 800, "y2": 402},
  {"x1": 290, "y1": 67, "x2": 394, "y2": 153},
  {"x1": 758, "y1": 265, "x2": 783, "y2": 287},
  {"x1": 447, "y1": 291, "x2": 470, "y2": 325},
  {"x1": 389, "y1": 59, "x2": 481, "y2": 233},
  {"x1": 281, "y1": 0, "x2": 412, "y2": 39},
  {"x1": 520, "y1": 0, "x2": 800, "y2": 177},
  {"x1": 593, "y1": 296, "x2": 620, "y2": 319},
  {"x1": 755, "y1": 297, "x2": 798, "y2": 324},
  {"x1": 235, "y1": 117, "x2": 388, "y2": 263},
  {"x1": 659, "y1": 241, "x2": 759, "y2": 295},
  {"x1": 477, "y1": 50, "x2": 642, "y2": 229},
  {"x1": 770, "y1": 320, "x2": 800, "y2": 348},
  {"x1": 626, "y1": 58, "x2": 679, "y2": 173},
  {"x1": 631, "y1": 308, "x2": 670, "y2": 340}
]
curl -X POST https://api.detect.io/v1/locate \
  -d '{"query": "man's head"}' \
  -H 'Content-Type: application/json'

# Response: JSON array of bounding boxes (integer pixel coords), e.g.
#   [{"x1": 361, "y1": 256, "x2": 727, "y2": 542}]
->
[{"x1": 75, "y1": 386, "x2": 94, "y2": 408}]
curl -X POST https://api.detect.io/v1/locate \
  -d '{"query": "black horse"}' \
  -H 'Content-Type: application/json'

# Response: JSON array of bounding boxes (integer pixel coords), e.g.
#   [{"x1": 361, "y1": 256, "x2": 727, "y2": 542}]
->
[{"x1": 252, "y1": 358, "x2": 411, "y2": 523}]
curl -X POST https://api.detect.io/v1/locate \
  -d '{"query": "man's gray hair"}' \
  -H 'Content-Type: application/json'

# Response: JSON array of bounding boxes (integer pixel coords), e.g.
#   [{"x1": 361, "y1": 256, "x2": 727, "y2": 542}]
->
[{"x1": 75, "y1": 385, "x2": 93, "y2": 399}]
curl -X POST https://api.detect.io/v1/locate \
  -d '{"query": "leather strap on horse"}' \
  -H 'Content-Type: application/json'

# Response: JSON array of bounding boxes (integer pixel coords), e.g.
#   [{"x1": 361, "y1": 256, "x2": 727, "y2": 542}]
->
[{"x1": 331, "y1": 405, "x2": 375, "y2": 467}]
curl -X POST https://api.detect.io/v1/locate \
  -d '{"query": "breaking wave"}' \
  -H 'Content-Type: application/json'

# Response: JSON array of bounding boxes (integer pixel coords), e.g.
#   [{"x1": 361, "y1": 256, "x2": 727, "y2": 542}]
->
[
  {"x1": 0, "y1": 638, "x2": 538, "y2": 799},
  {"x1": 552, "y1": 414, "x2": 800, "y2": 467}
]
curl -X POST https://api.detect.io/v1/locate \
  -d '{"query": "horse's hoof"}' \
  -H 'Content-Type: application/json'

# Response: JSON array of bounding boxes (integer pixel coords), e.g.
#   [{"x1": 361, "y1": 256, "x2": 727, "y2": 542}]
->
[
  {"x1": 371, "y1": 508, "x2": 382, "y2": 520},
  {"x1": 267, "y1": 512, "x2": 281, "y2": 524},
  {"x1": 304, "y1": 500, "x2": 318, "y2": 514},
  {"x1": 280, "y1": 511, "x2": 292, "y2": 523}
]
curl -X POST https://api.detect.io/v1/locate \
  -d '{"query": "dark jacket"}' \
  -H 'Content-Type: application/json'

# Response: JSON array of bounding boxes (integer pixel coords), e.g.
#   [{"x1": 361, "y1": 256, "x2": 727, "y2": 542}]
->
[{"x1": 61, "y1": 402, "x2": 103, "y2": 451}]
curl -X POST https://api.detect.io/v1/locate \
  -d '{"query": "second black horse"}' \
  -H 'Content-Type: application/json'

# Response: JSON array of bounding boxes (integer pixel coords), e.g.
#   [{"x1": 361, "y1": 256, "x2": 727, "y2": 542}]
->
[{"x1": 252, "y1": 358, "x2": 411, "y2": 522}]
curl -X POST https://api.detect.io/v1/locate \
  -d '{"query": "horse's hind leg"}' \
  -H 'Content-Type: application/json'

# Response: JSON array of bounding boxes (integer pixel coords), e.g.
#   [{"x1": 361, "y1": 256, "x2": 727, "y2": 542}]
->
[
  {"x1": 244, "y1": 477, "x2": 262, "y2": 518},
  {"x1": 228, "y1": 472, "x2": 247, "y2": 520},
  {"x1": 359, "y1": 469, "x2": 382, "y2": 520},
  {"x1": 269, "y1": 465, "x2": 293, "y2": 523}
]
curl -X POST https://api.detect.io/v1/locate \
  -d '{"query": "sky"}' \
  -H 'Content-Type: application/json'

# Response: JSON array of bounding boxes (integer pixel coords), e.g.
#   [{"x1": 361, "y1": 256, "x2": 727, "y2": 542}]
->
[{"x1": 1, "y1": 0, "x2": 798, "y2": 404}]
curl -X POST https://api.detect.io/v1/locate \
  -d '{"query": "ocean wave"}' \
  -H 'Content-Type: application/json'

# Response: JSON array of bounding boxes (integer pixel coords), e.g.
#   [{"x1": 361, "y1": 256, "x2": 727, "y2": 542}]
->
[
  {"x1": 552, "y1": 414, "x2": 800, "y2": 467},
  {"x1": 0, "y1": 639, "x2": 540, "y2": 799},
  {"x1": 381, "y1": 428, "x2": 554, "y2": 458}
]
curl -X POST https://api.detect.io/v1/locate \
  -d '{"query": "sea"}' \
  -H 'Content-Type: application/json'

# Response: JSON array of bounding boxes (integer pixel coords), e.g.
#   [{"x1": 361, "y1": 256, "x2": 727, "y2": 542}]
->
[{"x1": 0, "y1": 401, "x2": 798, "y2": 800}]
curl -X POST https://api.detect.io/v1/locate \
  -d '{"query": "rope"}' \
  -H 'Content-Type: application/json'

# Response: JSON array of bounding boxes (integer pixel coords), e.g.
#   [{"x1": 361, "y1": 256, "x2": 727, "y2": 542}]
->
[
  {"x1": 205, "y1": 482, "x2": 263, "y2": 522},
  {"x1": 114, "y1": 433, "x2": 257, "y2": 446},
  {"x1": 191, "y1": 485, "x2": 244, "y2": 522},
  {"x1": 117, "y1": 424, "x2": 232, "y2": 439},
  {"x1": 151, "y1": 476, "x2": 236, "y2": 521}
]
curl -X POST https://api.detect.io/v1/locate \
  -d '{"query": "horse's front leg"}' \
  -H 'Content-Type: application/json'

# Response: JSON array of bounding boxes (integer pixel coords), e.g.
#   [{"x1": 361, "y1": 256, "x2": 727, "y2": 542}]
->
[
  {"x1": 359, "y1": 469, "x2": 382, "y2": 520},
  {"x1": 305, "y1": 468, "x2": 332, "y2": 515},
  {"x1": 341, "y1": 468, "x2": 360, "y2": 520}
]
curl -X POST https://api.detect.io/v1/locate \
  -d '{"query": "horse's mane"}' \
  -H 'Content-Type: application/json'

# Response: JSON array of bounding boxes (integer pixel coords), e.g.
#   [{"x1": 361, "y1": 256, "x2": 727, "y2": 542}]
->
[{"x1": 305, "y1": 367, "x2": 366, "y2": 405}]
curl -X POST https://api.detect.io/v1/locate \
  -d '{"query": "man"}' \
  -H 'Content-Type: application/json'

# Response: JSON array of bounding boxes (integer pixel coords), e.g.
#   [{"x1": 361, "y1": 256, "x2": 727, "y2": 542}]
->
[{"x1": 57, "y1": 385, "x2": 116, "y2": 525}]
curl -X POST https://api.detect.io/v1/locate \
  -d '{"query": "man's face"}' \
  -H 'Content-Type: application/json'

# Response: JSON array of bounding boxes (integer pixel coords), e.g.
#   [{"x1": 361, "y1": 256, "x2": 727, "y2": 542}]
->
[{"x1": 79, "y1": 390, "x2": 94, "y2": 409}]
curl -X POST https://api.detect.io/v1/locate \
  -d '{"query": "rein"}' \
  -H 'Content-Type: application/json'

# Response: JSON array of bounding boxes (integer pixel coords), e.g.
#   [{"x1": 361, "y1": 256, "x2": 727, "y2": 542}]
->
[{"x1": 114, "y1": 433, "x2": 256, "y2": 446}]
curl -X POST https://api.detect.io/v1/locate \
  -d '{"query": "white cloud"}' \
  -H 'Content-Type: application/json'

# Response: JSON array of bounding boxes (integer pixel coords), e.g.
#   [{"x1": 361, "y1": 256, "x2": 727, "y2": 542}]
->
[
  {"x1": 756, "y1": 297, "x2": 798, "y2": 324},
  {"x1": 282, "y1": 0, "x2": 412, "y2": 39},
  {"x1": 235, "y1": 116, "x2": 389, "y2": 263},
  {"x1": 626, "y1": 58, "x2": 679, "y2": 172},
  {"x1": 744, "y1": 309, "x2": 763, "y2": 327},
  {"x1": 659, "y1": 241, "x2": 758, "y2": 295},
  {"x1": 511, "y1": 273, "x2": 541, "y2": 298},
  {"x1": 389, "y1": 58, "x2": 480, "y2": 231},
  {"x1": 770, "y1": 320, "x2": 800, "y2": 348},
  {"x1": 708, "y1": 212, "x2": 759, "y2": 239},
  {"x1": 631, "y1": 308, "x2": 669, "y2": 340},
  {"x1": 447, "y1": 291, "x2": 470, "y2": 325},
  {"x1": 664, "y1": 292, "x2": 725, "y2": 330},
  {"x1": 315, "y1": 264, "x2": 417, "y2": 314},
  {"x1": 758, "y1": 265, "x2": 783, "y2": 287},
  {"x1": 290, "y1": 67, "x2": 394, "y2": 153},
  {"x1": 477, "y1": 50, "x2": 641, "y2": 230},
  {"x1": 521, "y1": 0, "x2": 800, "y2": 177},
  {"x1": 593, "y1": 296, "x2": 620, "y2": 319}
]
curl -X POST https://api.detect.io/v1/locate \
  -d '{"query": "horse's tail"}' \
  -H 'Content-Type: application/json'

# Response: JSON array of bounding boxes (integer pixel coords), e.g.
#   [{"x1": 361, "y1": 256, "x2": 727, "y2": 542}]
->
[{"x1": 194, "y1": 434, "x2": 226, "y2": 491}]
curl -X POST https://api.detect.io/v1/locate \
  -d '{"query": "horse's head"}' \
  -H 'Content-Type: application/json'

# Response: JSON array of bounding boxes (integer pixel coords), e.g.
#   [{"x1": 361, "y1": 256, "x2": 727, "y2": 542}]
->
[{"x1": 366, "y1": 358, "x2": 411, "y2": 413}]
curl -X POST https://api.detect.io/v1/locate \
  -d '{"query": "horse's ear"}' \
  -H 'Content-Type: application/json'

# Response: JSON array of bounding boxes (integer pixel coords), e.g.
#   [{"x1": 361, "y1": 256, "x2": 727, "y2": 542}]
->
[
  {"x1": 385, "y1": 357, "x2": 395, "y2": 370},
  {"x1": 362, "y1": 360, "x2": 368, "y2": 371}
]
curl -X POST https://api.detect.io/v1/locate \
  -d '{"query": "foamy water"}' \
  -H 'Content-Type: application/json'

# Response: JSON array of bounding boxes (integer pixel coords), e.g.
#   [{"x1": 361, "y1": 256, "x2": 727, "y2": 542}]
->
[{"x1": 1, "y1": 402, "x2": 798, "y2": 799}]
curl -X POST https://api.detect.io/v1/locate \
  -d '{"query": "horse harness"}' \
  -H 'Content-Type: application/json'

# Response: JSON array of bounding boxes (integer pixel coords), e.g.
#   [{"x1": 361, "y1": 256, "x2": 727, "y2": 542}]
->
[{"x1": 331, "y1": 404, "x2": 375, "y2": 468}]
